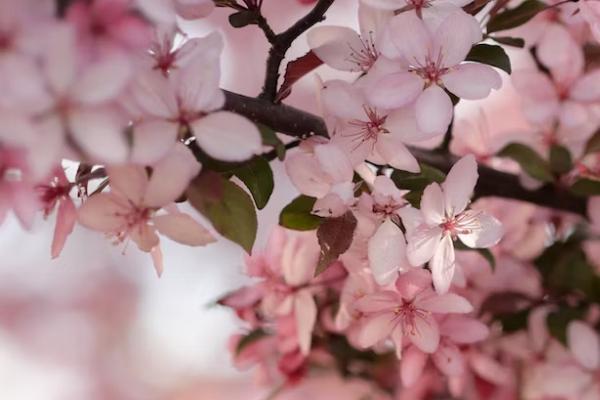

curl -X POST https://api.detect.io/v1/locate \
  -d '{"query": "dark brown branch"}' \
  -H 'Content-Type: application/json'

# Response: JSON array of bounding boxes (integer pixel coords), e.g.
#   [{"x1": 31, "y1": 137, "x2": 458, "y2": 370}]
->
[
  {"x1": 259, "y1": 0, "x2": 335, "y2": 101},
  {"x1": 223, "y1": 90, "x2": 587, "y2": 216}
]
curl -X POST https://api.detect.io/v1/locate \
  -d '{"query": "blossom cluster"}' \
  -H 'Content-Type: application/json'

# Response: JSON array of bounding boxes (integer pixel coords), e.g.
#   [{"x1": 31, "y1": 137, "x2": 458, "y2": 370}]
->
[{"x1": 1, "y1": 0, "x2": 600, "y2": 399}]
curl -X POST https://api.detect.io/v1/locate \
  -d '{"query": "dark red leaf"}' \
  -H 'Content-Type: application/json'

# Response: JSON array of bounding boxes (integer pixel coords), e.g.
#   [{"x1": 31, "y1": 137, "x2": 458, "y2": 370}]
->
[
  {"x1": 275, "y1": 50, "x2": 323, "y2": 103},
  {"x1": 316, "y1": 211, "x2": 357, "y2": 275}
]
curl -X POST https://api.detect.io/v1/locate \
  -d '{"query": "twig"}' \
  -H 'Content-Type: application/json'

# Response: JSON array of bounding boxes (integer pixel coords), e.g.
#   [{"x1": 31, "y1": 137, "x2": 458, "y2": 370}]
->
[
  {"x1": 223, "y1": 91, "x2": 587, "y2": 216},
  {"x1": 259, "y1": 0, "x2": 335, "y2": 102}
]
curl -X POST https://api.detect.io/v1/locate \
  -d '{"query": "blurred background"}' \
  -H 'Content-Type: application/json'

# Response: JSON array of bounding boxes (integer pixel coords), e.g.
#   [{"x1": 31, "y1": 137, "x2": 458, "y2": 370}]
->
[{"x1": 0, "y1": 1, "x2": 532, "y2": 398}]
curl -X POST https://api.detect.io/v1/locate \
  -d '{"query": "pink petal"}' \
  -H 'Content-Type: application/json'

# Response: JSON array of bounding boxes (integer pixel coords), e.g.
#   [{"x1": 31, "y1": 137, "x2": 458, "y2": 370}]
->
[
  {"x1": 417, "y1": 292, "x2": 473, "y2": 314},
  {"x1": 421, "y1": 183, "x2": 445, "y2": 225},
  {"x1": 285, "y1": 152, "x2": 331, "y2": 198},
  {"x1": 374, "y1": 133, "x2": 420, "y2": 172},
  {"x1": 468, "y1": 352, "x2": 512, "y2": 386},
  {"x1": 68, "y1": 107, "x2": 128, "y2": 164},
  {"x1": 78, "y1": 193, "x2": 128, "y2": 232},
  {"x1": 307, "y1": 26, "x2": 365, "y2": 72},
  {"x1": 321, "y1": 80, "x2": 366, "y2": 120},
  {"x1": 151, "y1": 246, "x2": 164, "y2": 277},
  {"x1": 368, "y1": 219, "x2": 409, "y2": 285},
  {"x1": 357, "y1": 312, "x2": 396, "y2": 348},
  {"x1": 406, "y1": 225, "x2": 443, "y2": 267},
  {"x1": 130, "y1": 222, "x2": 160, "y2": 252},
  {"x1": 558, "y1": 100, "x2": 590, "y2": 128},
  {"x1": 429, "y1": 234, "x2": 456, "y2": 294},
  {"x1": 537, "y1": 24, "x2": 584, "y2": 85},
  {"x1": 511, "y1": 70, "x2": 560, "y2": 125},
  {"x1": 567, "y1": 320, "x2": 600, "y2": 370},
  {"x1": 106, "y1": 166, "x2": 148, "y2": 205},
  {"x1": 173, "y1": 0, "x2": 214, "y2": 19},
  {"x1": 442, "y1": 154, "x2": 477, "y2": 215},
  {"x1": 415, "y1": 85, "x2": 453, "y2": 135},
  {"x1": 432, "y1": 11, "x2": 482, "y2": 67},
  {"x1": 400, "y1": 346, "x2": 428, "y2": 387},
  {"x1": 153, "y1": 213, "x2": 215, "y2": 246},
  {"x1": 361, "y1": 0, "x2": 403, "y2": 10},
  {"x1": 440, "y1": 316, "x2": 489, "y2": 343},
  {"x1": 395, "y1": 269, "x2": 432, "y2": 300},
  {"x1": 570, "y1": 70, "x2": 600, "y2": 102},
  {"x1": 442, "y1": 63, "x2": 502, "y2": 100},
  {"x1": 366, "y1": 72, "x2": 424, "y2": 109},
  {"x1": 130, "y1": 70, "x2": 178, "y2": 119},
  {"x1": 281, "y1": 234, "x2": 320, "y2": 286},
  {"x1": 314, "y1": 143, "x2": 354, "y2": 183},
  {"x1": 71, "y1": 56, "x2": 132, "y2": 105},
  {"x1": 294, "y1": 289, "x2": 317, "y2": 355},
  {"x1": 144, "y1": 143, "x2": 200, "y2": 208},
  {"x1": 528, "y1": 305, "x2": 553, "y2": 353},
  {"x1": 391, "y1": 324, "x2": 405, "y2": 359},
  {"x1": 385, "y1": 106, "x2": 443, "y2": 144},
  {"x1": 51, "y1": 199, "x2": 77, "y2": 259},
  {"x1": 458, "y1": 211, "x2": 503, "y2": 248},
  {"x1": 387, "y1": 12, "x2": 432, "y2": 65},
  {"x1": 312, "y1": 185, "x2": 353, "y2": 218},
  {"x1": 191, "y1": 111, "x2": 262, "y2": 162},
  {"x1": 130, "y1": 119, "x2": 179, "y2": 165},
  {"x1": 354, "y1": 291, "x2": 400, "y2": 313},
  {"x1": 432, "y1": 341, "x2": 465, "y2": 377},
  {"x1": 407, "y1": 313, "x2": 440, "y2": 353},
  {"x1": 11, "y1": 186, "x2": 40, "y2": 230},
  {"x1": 43, "y1": 24, "x2": 76, "y2": 96}
]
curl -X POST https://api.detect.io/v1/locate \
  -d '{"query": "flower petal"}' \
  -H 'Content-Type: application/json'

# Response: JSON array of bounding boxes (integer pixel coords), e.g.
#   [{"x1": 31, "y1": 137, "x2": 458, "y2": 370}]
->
[
  {"x1": 130, "y1": 119, "x2": 179, "y2": 165},
  {"x1": 407, "y1": 313, "x2": 440, "y2": 353},
  {"x1": 153, "y1": 213, "x2": 215, "y2": 246},
  {"x1": 400, "y1": 346, "x2": 428, "y2": 386},
  {"x1": 429, "y1": 234, "x2": 456, "y2": 294},
  {"x1": 368, "y1": 219, "x2": 410, "y2": 285},
  {"x1": 357, "y1": 312, "x2": 396, "y2": 348},
  {"x1": 144, "y1": 143, "x2": 200, "y2": 208},
  {"x1": 191, "y1": 111, "x2": 262, "y2": 162},
  {"x1": 433, "y1": 10, "x2": 482, "y2": 67},
  {"x1": 432, "y1": 341, "x2": 465, "y2": 377},
  {"x1": 374, "y1": 133, "x2": 420, "y2": 172},
  {"x1": 442, "y1": 63, "x2": 502, "y2": 100},
  {"x1": 458, "y1": 212, "x2": 503, "y2": 248},
  {"x1": 417, "y1": 292, "x2": 473, "y2": 314},
  {"x1": 51, "y1": 199, "x2": 77, "y2": 259},
  {"x1": 71, "y1": 55, "x2": 132, "y2": 104},
  {"x1": 440, "y1": 315, "x2": 489, "y2": 343},
  {"x1": 307, "y1": 26, "x2": 365, "y2": 72},
  {"x1": 415, "y1": 85, "x2": 453, "y2": 135},
  {"x1": 366, "y1": 72, "x2": 424, "y2": 109},
  {"x1": 567, "y1": 320, "x2": 600, "y2": 370},
  {"x1": 442, "y1": 154, "x2": 477, "y2": 215},
  {"x1": 78, "y1": 193, "x2": 128, "y2": 232},
  {"x1": 421, "y1": 183, "x2": 446, "y2": 225},
  {"x1": 295, "y1": 289, "x2": 318, "y2": 355},
  {"x1": 406, "y1": 224, "x2": 443, "y2": 267}
]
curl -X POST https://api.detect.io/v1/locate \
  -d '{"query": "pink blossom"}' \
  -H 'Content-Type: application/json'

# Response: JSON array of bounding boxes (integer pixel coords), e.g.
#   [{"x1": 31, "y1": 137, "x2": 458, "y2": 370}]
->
[
  {"x1": 367, "y1": 10, "x2": 501, "y2": 135},
  {"x1": 37, "y1": 167, "x2": 78, "y2": 259},
  {"x1": 321, "y1": 80, "x2": 431, "y2": 172},
  {"x1": 404, "y1": 155, "x2": 503, "y2": 294},
  {"x1": 37, "y1": 24, "x2": 132, "y2": 164},
  {"x1": 126, "y1": 32, "x2": 262, "y2": 164},
  {"x1": 307, "y1": 4, "x2": 392, "y2": 73},
  {"x1": 77, "y1": 144, "x2": 214, "y2": 275},
  {"x1": 363, "y1": 0, "x2": 472, "y2": 15},
  {"x1": 285, "y1": 141, "x2": 355, "y2": 217},
  {"x1": 66, "y1": 0, "x2": 152, "y2": 56},
  {"x1": 354, "y1": 269, "x2": 473, "y2": 358}
]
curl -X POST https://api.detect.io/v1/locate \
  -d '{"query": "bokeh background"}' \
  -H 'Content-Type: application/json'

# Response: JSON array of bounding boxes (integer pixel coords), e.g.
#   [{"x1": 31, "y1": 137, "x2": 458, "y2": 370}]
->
[{"x1": 0, "y1": 1, "x2": 533, "y2": 398}]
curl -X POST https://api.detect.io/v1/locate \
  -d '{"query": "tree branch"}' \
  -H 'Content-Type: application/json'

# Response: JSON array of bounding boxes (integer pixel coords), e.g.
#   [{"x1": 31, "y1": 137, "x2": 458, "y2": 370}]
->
[
  {"x1": 223, "y1": 90, "x2": 588, "y2": 216},
  {"x1": 259, "y1": 0, "x2": 335, "y2": 101}
]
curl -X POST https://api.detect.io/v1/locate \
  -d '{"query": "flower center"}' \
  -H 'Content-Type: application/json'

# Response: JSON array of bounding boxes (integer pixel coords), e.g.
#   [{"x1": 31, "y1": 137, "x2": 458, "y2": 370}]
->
[
  {"x1": 346, "y1": 32, "x2": 379, "y2": 72},
  {"x1": 411, "y1": 54, "x2": 448, "y2": 86},
  {"x1": 440, "y1": 210, "x2": 482, "y2": 238},
  {"x1": 394, "y1": 302, "x2": 430, "y2": 336},
  {"x1": 345, "y1": 106, "x2": 388, "y2": 150}
]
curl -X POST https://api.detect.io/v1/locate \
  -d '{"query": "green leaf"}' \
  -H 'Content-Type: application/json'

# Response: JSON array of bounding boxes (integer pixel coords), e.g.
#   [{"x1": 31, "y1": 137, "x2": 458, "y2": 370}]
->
[
  {"x1": 496, "y1": 309, "x2": 530, "y2": 333},
  {"x1": 236, "y1": 329, "x2": 268, "y2": 356},
  {"x1": 497, "y1": 142, "x2": 553, "y2": 182},
  {"x1": 466, "y1": 44, "x2": 512, "y2": 74},
  {"x1": 455, "y1": 240, "x2": 496, "y2": 270},
  {"x1": 391, "y1": 163, "x2": 446, "y2": 192},
  {"x1": 259, "y1": 125, "x2": 286, "y2": 161},
  {"x1": 233, "y1": 157, "x2": 274, "y2": 210},
  {"x1": 279, "y1": 195, "x2": 323, "y2": 231},
  {"x1": 487, "y1": 0, "x2": 547, "y2": 33},
  {"x1": 316, "y1": 211, "x2": 357, "y2": 275},
  {"x1": 547, "y1": 308, "x2": 585, "y2": 345},
  {"x1": 187, "y1": 171, "x2": 258, "y2": 253},
  {"x1": 228, "y1": 10, "x2": 258, "y2": 28},
  {"x1": 534, "y1": 238, "x2": 600, "y2": 302},
  {"x1": 549, "y1": 144, "x2": 573, "y2": 174},
  {"x1": 490, "y1": 36, "x2": 525, "y2": 48},
  {"x1": 584, "y1": 129, "x2": 600, "y2": 155},
  {"x1": 570, "y1": 178, "x2": 600, "y2": 197}
]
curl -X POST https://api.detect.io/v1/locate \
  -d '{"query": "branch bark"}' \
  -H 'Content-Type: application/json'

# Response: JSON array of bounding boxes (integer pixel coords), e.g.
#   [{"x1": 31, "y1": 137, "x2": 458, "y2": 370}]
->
[
  {"x1": 259, "y1": 0, "x2": 335, "y2": 101},
  {"x1": 223, "y1": 90, "x2": 587, "y2": 216}
]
